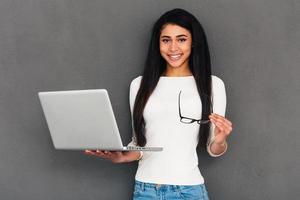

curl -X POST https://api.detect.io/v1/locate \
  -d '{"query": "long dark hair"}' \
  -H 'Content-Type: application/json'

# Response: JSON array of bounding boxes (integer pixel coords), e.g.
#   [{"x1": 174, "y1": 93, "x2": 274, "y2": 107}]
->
[{"x1": 133, "y1": 8, "x2": 212, "y2": 150}]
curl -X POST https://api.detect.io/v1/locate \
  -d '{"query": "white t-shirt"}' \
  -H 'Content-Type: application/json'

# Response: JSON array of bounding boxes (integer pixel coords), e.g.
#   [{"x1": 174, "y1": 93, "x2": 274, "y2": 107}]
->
[{"x1": 128, "y1": 75, "x2": 227, "y2": 185}]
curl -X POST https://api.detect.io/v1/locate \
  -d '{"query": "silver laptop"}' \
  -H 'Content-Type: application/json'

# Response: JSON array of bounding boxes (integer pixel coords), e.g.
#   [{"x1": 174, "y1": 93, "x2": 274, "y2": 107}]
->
[{"x1": 38, "y1": 89, "x2": 163, "y2": 151}]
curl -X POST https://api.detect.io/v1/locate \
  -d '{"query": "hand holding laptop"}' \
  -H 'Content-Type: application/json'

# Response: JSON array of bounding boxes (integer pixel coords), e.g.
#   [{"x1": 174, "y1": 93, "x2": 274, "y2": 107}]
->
[{"x1": 84, "y1": 150, "x2": 142, "y2": 163}]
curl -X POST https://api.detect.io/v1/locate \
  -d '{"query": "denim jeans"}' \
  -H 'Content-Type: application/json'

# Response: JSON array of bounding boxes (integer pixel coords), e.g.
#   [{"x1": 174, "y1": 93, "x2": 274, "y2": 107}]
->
[{"x1": 133, "y1": 180, "x2": 209, "y2": 200}]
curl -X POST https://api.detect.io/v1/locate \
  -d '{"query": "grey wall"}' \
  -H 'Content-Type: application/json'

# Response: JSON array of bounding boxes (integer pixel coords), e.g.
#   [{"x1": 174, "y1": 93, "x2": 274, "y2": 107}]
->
[{"x1": 0, "y1": 0, "x2": 299, "y2": 199}]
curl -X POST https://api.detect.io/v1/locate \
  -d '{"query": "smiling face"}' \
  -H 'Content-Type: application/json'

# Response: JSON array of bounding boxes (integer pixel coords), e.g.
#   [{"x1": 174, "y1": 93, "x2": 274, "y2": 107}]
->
[{"x1": 159, "y1": 24, "x2": 192, "y2": 73}]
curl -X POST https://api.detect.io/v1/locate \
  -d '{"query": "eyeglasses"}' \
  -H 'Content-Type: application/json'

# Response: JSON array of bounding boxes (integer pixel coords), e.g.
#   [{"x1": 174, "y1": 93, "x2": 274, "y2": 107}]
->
[{"x1": 178, "y1": 90, "x2": 210, "y2": 124}]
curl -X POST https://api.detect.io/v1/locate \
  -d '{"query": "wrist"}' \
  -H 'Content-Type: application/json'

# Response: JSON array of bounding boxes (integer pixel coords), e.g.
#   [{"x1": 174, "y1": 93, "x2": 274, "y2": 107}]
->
[
  {"x1": 214, "y1": 137, "x2": 227, "y2": 146},
  {"x1": 208, "y1": 139, "x2": 228, "y2": 157},
  {"x1": 214, "y1": 139, "x2": 227, "y2": 152},
  {"x1": 136, "y1": 151, "x2": 143, "y2": 161}
]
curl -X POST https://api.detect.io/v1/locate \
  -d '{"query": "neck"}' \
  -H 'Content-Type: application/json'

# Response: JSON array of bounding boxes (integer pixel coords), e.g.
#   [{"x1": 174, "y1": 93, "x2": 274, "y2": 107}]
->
[{"x1": 163, "y1": 65, "x2": 192, "y2": 77}]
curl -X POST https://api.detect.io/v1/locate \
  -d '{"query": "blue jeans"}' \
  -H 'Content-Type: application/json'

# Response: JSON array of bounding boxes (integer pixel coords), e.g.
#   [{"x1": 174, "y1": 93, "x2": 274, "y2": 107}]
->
[{"x1": 133, "y1": 180, "x2": 209, "y2": 200}]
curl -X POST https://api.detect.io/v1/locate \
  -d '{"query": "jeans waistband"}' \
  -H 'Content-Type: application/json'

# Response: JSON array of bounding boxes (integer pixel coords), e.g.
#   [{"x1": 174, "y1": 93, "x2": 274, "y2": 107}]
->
[
  {"x1": 135, "y1": 180, "x2": 178, "y2": 191},
  {"x1": 135, "y1": 180, "x2": 202, "y2": 191}
]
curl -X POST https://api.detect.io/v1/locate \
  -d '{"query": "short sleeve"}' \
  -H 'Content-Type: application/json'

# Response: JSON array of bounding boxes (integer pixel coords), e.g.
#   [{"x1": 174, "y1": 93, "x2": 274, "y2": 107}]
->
[
  {"x1": 127, "y1": 76, "x2": 142, "y2": 147},
  {"x1": 206, "y1": 75, "x2": 227, "y2": 157}
]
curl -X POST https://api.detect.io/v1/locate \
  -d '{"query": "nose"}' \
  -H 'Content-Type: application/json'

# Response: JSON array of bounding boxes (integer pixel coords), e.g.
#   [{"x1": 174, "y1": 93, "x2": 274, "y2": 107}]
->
[{"x1": 169, "y1": 41, "x2": 179, "y2": 52}]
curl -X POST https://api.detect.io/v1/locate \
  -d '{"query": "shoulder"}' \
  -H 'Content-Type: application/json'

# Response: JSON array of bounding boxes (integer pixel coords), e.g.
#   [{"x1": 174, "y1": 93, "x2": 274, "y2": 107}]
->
[
  {"x1": 130, "y1": 75, "x2": 142, "y2": 89},
  {"x1": 211, "y1": 75, "x2": 225, "y2": 88}
]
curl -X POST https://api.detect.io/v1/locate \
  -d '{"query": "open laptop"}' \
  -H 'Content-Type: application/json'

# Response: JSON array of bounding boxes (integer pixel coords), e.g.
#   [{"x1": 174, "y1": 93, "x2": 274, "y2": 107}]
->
[{"x1": 38, "y1": 89, "x2": 163, "y2": 151}]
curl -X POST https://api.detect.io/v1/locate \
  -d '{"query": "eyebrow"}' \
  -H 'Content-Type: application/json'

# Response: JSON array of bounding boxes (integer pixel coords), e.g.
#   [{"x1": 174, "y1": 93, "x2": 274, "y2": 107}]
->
[{"x1": 160, "y1": 34, "x2": 189, "y2": 38}]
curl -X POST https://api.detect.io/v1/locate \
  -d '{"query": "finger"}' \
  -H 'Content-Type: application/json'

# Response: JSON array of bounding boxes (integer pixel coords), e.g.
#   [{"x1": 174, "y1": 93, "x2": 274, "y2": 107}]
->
[
  {"x1": 85, "y1": 150, "x2": 94, "y2": 155},
  {"x1": 209, "y1": 116, "x2": 220, "y2": 125},
  {"x1": 96, "y1": 150, "x2": 108, "y2": 157},
  {"x1": 99, "y1": 150, "x2": 108, "y2": 154},
  {"x1": 87, "y1": 150, "x2": 99, "y2": 156},
  {"x1": 85, "y1": 150, "x2": 110, "y2": 159},
  {"x1": 210, "y1": 114, "x2": 232, "y2": 127},
  {"x1": 213, "y1": 116, "x2": 233, "y2": 134},
  {"x1": 215, "y1": 117, "x2": 231, "y2": 128},
  {"x1": 215, "y1": 121, "x2": 232, "y2": 135},
  {"x1": 214, "y1": 121, "x2": 225, "y2": 132},
  {"x1": 211, "y1": 113, "x2": 226, "y2": 120},
  {"x1": 102, "y1": 150, "x2": 112, "y2": 156},
  {"x1": 96, "y1": 150, "x2": 110, "y2": 154},
  {"x1": 209, "y1": 117, "x2": 218, "y2": 127},
  {"x1": 87, "y1": 150, "x2": 104, "y2": 157},
  {"x1": 97, "y1": 150, "x2": 114, "y2": 158},
  {"x1": 213, "y1": 118, "x2": 231, "y2": 134},
  {"x1": 210, "y1": 115, "x2": 232, "y2": 136},
  {"x1": 213, "y1": 113, "x2": 232, "y2": 126},
  {"x1": 220, "y1": 116, "x2": 232, "y2": 127}
]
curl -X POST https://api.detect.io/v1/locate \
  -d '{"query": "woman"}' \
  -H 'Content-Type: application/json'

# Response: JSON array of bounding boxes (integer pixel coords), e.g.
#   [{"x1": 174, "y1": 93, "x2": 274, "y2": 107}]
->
[{"x1": 85, "y1": 8, "x2": 233, "y2": 200}]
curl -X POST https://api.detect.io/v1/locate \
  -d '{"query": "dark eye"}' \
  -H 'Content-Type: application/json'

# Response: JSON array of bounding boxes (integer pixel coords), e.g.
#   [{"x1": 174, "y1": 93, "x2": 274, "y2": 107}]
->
[
  {"x1": 162, "y1": 39, "x2": 170, "y2": 43},
  {"x1": 178, "y1": 38, "x2": 187, "y2": 42}
]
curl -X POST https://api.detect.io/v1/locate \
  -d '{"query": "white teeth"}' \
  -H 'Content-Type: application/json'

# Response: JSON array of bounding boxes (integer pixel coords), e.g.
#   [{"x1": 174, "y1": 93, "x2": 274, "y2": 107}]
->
[{"x1": 168, "y1": 54, "x2": 182, "y2": 61}]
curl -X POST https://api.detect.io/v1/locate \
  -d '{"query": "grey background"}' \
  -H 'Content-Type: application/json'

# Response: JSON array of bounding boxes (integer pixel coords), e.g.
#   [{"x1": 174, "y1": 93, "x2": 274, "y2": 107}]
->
[{"x1": 0, "y1": 0, "x2": 299, "y2": 199}]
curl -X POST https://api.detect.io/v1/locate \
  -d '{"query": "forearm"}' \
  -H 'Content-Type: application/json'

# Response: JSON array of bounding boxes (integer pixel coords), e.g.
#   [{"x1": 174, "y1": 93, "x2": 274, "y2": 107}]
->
[{"x1": 122, "y1": 151, "x2": 142, "y2": 163}]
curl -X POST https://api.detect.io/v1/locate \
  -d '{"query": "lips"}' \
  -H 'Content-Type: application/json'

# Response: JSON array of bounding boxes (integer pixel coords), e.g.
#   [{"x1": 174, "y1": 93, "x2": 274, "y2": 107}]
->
[{"x1": 168, "y1": 53, "x2": 183, "y2": 61}]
